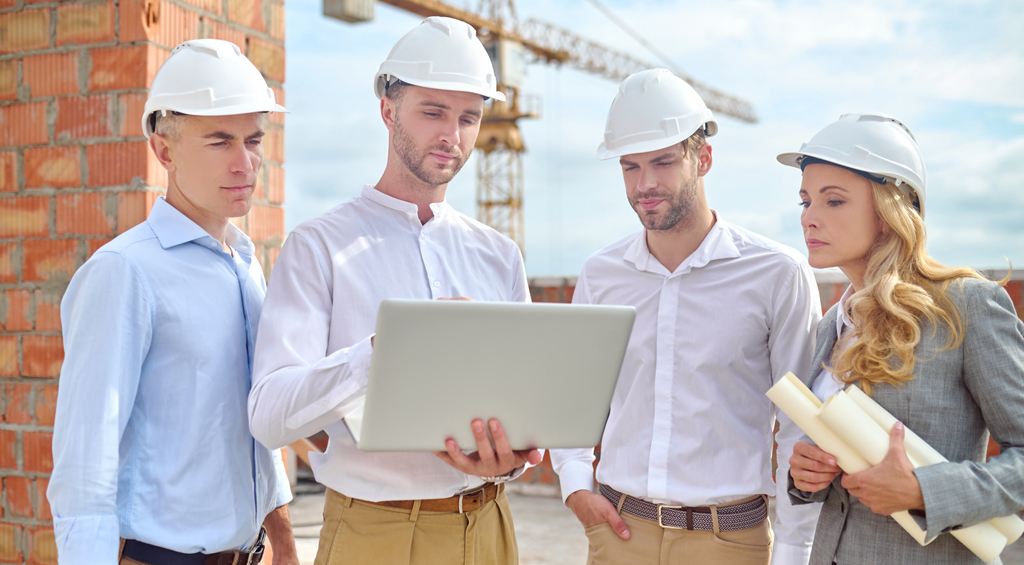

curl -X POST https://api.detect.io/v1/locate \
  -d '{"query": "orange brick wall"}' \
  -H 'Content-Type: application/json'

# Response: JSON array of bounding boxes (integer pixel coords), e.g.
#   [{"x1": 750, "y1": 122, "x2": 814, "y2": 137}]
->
[
  {"x1": 519, "y1": 273, "x2": 1024, "y2": 489},
  {"x1": 0, "y1": 0, "x2": 284, "y2": 560}
]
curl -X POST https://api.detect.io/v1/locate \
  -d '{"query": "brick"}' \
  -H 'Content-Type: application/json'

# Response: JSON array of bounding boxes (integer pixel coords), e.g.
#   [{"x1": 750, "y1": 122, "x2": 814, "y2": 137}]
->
[
  {"x1": 265, "y1": 125, "x2": 284, "y2": 163},
  {"x1": 116, "y1": 191, "x2": 158, "y2": 231},
  {"x1": 252, "y1": 168, "x2": 265, "y2": 201},
  {"x1": 34, "y1": 384, "x2": 58, "y2": 427},
  {"x1": 22, "y1": 431, "x2": 53, "y2": 473},
  {"x1": 1004, "y1": 281, "x2": 1021, "y2": 307},
  {"x1": 57, "y1": 192, "x2": 115, "y2": 236},
  {"x1": 266, "y1": 244, "x2": 280, "y2": 272},
  {"x1": 0, "y1": 60, "x2": 16, "y2": 102},
  {"x1": 0, "y1": 10, "x2": 51, "y2": 54},
  {"x1": 267, "y1": 163, "x2": 284, "y2": 204},
  {"x1": 56, "y1": 95, "x2": 113, "y2": 140},
  {"x1": 35, "y1": 478, "x2": 51, "y2": 521},
  {"x1": 0, "y1": 102, "x2": 50, "y2": 147},
  {"x1": 269, "y1": 1, "x2": 285, "y2": 41},
  {"x1": 247, "y1": 204, "x2": 283, "y2": 243},
  {"x1": 3, "y1": 383, "x2": 32, "y2": 424},
  {"x1": 25, "y1": 146, "x2": 81, "y2": 189},
  {"x1": 247, "y1": 36, "x2": 284, "y2": 83},
  {"x1": 86, "y1": 141, "x2": 147, "y2": 187},
  {"x1": 23, "y1": 240, "x2": 77, "y2": 283},
  {"x1": 86, "y1": 237, "x2": 111, "y2": 257},
  {"x1": 228, "y1": 0, "x2": 264, "y2": 31},
  {"x1": 205, "y1": 19, "x2": 244, "y2": 50},
  {"x1": 153, "y1": 1, "x2": 200, "y2": 50},
  {"x1": 0, "y1": 0, "x2": 15, "y2": 9},
  {"x1": 0, "y1": 336, "x2": 17, "y2": 377},
  {"x1": 89, "y1": 44, "x2": 149, "y2": 92},
  {"x1": 4, "y1": 289, "x2": 32, "y2": 332},
  {"x1": 27, "y1": 526, "x2": 57, "y2": 565},
  {"x1": 0, "y1": 197, "x2": 50, "y2": 238},
  {"x1": 119, "y1": 0, "x2": 161, "y2": 43},
  {"x1": 0, "y1": 429, "x2": 15, "y2": 469},
  {"x1": 0, "y1": 152, "x2": 15, "y2": 193},
  {"x1": 24, "y1": 52, "x2": 80, "y2": 98},
  {"x1": 56, "y1": 0, "x2": 116, "y2": 47},
  {"x1": 0, "y1": 523, "x2": 23, "y2": 563},
  {"x1": 5, "y1": 476, "x2": 33, "y2": 519},
  {"x1": 33, "y1": 290, "x2": 61, "y2": 332},
  {"x1": 268, "y1": 86, "x2": 285, "y2": 126},
  {"x1": 0, "y1": 243, "x2": 18, "y2": 283},
  {"x1": 119, "y1": 92, "x2": 147, "y2": 138},
  {"x1": 562, "y1": 285, "x2": 575, "y2": 303},
  {"x1": 181, "y1": 0, "x2": 221, "y2": 15}
]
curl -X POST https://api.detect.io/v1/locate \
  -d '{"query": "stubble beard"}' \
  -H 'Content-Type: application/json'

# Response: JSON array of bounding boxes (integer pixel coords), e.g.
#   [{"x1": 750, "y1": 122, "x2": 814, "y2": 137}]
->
[
  {"x1": 631, "y1": 172, "x2": 698, "y2": 232},
  {"x1": 393, "y1": 115, "x2": 468, "y2": 187}
]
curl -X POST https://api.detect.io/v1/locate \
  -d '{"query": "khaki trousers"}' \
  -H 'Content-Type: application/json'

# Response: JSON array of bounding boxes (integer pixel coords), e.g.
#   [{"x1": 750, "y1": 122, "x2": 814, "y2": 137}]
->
[
  {"x1": 584, "y1": 496, "x2": 773, "y2": 565},
  {"x1": 314, "y1": 488, "x2": 518, "y2": 565}
]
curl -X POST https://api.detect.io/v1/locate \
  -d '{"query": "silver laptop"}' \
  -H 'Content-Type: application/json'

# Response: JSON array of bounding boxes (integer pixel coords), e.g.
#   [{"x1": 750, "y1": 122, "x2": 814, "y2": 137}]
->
[{"x1": 345, "y1": 299, "x2": 635, "y2": 452}]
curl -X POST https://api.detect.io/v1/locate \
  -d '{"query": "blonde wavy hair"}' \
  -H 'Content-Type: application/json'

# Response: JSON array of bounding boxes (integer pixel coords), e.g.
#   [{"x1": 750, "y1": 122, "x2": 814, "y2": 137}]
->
[{"x1": 828, "y1": 180, "x2": 988, "y2": 394}]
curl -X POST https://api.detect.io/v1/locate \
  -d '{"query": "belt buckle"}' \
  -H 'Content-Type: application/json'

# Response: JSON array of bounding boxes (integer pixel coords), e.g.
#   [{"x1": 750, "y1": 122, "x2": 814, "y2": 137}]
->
[
  {"x1": 656, "y1": 505, "x2": 683, "y2": 529},
  {"x1": 247, "y1": 526, "x2": 267, "y2": 565}
]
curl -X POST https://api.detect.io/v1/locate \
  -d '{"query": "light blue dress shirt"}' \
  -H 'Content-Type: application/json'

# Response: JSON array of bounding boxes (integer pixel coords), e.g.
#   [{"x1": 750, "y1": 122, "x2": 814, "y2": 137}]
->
[{"x1": 48, "y1": 198, "x2": 292, "y2": 565}]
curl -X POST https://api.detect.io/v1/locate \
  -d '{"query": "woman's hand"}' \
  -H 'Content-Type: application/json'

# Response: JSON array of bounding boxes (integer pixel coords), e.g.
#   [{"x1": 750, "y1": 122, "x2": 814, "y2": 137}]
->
[
  {"x1": 790, "y1": 441, "x2": 842, "y2": 492},
  {"x1": 842, "y1": 422, "x2": 925, "y2": 515}
]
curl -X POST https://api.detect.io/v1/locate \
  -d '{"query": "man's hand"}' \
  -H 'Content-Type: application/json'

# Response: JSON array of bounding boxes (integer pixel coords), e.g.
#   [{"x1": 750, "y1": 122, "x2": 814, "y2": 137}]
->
[
  {"x1": 841, "y1": 422, "x2": 925, "y2": 515},
  {"x1": 790, "y1": 441, "x2": 842, "y2": 492},
  {"x1": 435, "y1": 418, "x2": 541, "y2": 477},
  {"x1": 262, "y1": 504, "x2": 300, "y2": 565},
  {"x1": 566, "y1": 490, "x2": 630, "y2": 539}
]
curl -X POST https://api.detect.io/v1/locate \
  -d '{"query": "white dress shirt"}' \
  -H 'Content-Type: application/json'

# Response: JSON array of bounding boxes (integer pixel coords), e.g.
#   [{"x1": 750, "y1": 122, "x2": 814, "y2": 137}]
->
[
  {"x1": 249, "y1": 185, "x2": 529, "y2": 501},
  {"x1": 550, "y1": 215, "x2": 822, "y2": 565},
  {"x1": 49, "y1": 198, "x2": 291, "y2": 565}
]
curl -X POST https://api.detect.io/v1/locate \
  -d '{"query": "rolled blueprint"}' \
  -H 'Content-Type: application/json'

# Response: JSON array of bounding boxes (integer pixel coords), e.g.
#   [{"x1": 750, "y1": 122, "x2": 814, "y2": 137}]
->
[
  {"x1": 817, "y1": 390, "x2": 1008, "y2": 562},
  {"x1": 844, "y1": 385, "x2": 1024, "y2": 545},
  {"x1": 766, "y1": 373, "x2": 930, "y2": 545}
]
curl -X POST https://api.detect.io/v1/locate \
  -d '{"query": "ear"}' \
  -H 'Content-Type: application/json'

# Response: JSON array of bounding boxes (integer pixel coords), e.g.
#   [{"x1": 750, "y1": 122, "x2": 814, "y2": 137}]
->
[
  {"x1": 381, "y1": 96, "x2": 397, "y2": 132},
  {"x1": 149, "y1": 133, "x2": 175, "y2": 173},
  {"x1": 696, "y1": 144, "x2": 713, "y2": 177}
]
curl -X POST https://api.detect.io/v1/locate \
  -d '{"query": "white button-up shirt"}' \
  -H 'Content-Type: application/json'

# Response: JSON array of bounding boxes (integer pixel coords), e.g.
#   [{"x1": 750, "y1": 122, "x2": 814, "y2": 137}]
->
[
  {"x1": 248, "y1": 185, "x2": 529, "y2": 501},
  {"x1": 551, "y1": 216, "x2": 822, "y2": 564},
  {"x1": 49, "y1": 198, "x2": 291, "y2": 565}
]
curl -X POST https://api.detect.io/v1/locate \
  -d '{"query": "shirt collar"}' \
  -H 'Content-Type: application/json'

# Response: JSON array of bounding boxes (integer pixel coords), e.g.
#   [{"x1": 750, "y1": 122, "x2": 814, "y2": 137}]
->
[
  {"x1": 622, "y1": 211, "x2": 740, "y2": 275},
  {"x1": 147, "y1": 197, "x2": 254, "y2": 255},
  {"x1": 835, "y1": 283, "x2": 856, "y2": 338},
  {"x1": 361, "y1": 184, "x2": 450, "y2": 221}
]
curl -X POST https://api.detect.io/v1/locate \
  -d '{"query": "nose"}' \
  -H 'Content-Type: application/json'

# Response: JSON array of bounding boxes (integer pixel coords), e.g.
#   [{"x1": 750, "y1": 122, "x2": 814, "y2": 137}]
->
[
  {"x1": 438, "y1": 116, "x2": 460, "y2": 147},
  {"x1": 635, "y1": 166, "x2": 657, "y2": 193},
  {"x1": 230, "y1": 143, "x2": 256, "y2": 174},
  {"x1": 800, "y1": 204, "x2": 818, "y2": 231}
]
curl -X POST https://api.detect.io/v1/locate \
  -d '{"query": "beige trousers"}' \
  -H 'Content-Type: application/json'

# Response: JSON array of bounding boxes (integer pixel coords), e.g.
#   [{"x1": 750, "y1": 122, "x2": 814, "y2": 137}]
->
[
  {"x1": 584, "y1": 496, "x2": 773, "y2": 565},
  {"x1": 314, "y1": 489, "x2": 518, "y2": 565}
]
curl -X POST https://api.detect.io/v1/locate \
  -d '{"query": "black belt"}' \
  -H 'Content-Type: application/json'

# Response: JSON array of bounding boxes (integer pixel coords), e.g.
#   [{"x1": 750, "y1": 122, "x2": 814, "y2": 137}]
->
[
  {"x1": 600, "y1": 483, "x2": 767, "y2": 532},
  {"x1": 121, "y1": 528, "x2": 265, "y2": 565}
]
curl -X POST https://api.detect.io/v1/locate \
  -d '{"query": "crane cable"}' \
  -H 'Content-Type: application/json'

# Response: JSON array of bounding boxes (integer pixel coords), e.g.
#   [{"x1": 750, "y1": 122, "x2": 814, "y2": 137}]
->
[{"x1": 583, "y1": 0, "x2": 685, "y2": 75}]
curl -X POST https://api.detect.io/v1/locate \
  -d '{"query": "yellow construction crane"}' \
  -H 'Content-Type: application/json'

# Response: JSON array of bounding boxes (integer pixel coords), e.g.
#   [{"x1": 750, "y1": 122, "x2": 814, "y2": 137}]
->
[{"x1": 323, "y1": 0, "x2": 757, "y2": 252}]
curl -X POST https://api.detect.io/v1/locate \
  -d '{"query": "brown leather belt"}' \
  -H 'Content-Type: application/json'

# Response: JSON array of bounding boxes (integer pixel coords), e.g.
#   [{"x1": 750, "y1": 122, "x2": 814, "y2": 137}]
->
[
  {"x1": 600, "y1": 483, "x2": 767, "y2": 532},
  {"x1": 358, "y1": 483, "x2": 503, "y2": 514}
]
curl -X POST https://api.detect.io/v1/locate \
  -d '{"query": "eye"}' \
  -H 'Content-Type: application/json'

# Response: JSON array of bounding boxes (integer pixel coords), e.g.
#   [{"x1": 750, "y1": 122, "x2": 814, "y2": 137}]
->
[
  {"x1": 656, "y1": 161, "x2": 673, "y2": 167},
  {"x1": 798, "y1": 201, "x2": 809, "y2": 209},
  {"x1": 247, "y1": 138, "x2": 263, "y2": 146},
  {"x1": 622, "y1": 165, "x2": 637, "y2": 172},
  {"x1": 209, "y1": 141, "x2": 227, "y2": 147},
  {"x1": 424, "y1": 111, "x2": 441, "y2": 118},
  {"x1": 827, "y1": 199, "x2": 845, "y2": 207}
]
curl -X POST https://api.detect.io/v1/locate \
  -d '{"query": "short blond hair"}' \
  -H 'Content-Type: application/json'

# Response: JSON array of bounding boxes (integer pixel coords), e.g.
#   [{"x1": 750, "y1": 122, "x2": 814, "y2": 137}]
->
[{"x1": 153, "y1": 112, "x2": 191, "y2": 140}]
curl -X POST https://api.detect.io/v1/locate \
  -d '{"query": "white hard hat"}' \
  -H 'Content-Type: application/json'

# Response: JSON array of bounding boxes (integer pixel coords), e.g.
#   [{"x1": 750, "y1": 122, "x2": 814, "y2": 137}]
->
[
  {"x1": 778, "y1": 113, "x2": 926, "y2": 216},
  {"x1": 597, "y1": 68, "x2": 717, "y2": 161},
  {"x1": 374, "y1": 17, "x2": 505, "y2": 102},
  {"x1": 142, "y1": 39, "x2": 287, "y2": 138}
]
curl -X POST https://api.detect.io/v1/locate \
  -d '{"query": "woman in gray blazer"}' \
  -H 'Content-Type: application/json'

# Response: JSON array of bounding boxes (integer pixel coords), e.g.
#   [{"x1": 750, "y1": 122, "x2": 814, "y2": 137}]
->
[{"x1": 778, "y1": 113, "x2": 1024, "y2": 565}]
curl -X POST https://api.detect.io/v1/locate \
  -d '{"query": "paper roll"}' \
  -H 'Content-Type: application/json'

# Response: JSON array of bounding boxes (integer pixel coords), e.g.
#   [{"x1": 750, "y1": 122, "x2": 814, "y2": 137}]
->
[
  {"x1": 767, "y1": 375, "x2": 929, "y2": 545},
  {"x1": 816, "y1": 390, "x2": 1008, "y2": 562},
  {"x1": 845, "y1": 385, "x2": 1024, "y2": 545}
]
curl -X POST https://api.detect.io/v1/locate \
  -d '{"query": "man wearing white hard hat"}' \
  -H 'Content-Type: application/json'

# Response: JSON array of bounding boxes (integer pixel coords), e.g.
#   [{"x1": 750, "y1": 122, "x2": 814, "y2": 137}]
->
[
  {"x1": 248, "y1": 17, "x2": 539, "y2": 565},
  {"x1": 48, "y1": 39, "x2": 297, "y2": 565},
  {"x1": 549, "y1": 69, "x2": 823, "y2": 565}
]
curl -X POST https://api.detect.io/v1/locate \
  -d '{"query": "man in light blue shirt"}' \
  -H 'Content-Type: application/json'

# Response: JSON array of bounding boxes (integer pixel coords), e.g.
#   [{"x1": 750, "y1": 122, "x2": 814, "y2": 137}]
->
[{"x1": 47, "y1": 39, "x2": 297, "y2": 565}]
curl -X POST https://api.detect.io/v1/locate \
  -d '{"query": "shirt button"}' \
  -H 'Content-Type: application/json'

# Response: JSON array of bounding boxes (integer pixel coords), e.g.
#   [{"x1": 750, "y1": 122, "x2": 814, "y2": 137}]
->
[{"x1": 433, "y1": 281, "x2": 440, "y2": 287}]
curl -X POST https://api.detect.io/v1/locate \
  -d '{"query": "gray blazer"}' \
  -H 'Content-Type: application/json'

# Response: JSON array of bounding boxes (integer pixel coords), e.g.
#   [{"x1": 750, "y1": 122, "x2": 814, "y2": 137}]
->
[{"x1": 790, "y1": 277, "x2": 1024, "y2": 565}]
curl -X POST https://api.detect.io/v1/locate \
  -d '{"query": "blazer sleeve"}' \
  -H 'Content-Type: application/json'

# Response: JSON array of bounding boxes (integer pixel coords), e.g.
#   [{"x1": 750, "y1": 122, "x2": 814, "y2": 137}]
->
[{"x1": 913, "y1": 281, "x2": 1024, "y2": 538}]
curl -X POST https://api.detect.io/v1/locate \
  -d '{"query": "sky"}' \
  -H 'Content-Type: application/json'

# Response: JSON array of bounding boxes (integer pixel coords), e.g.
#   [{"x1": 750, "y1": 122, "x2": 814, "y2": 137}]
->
[{"x1": 283, "y1": 0, "x2": 1024, "y2": 278}]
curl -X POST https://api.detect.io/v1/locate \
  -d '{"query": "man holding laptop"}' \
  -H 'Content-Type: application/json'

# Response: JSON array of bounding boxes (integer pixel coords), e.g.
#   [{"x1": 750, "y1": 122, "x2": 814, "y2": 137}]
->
[
  {"x1": 550, "y1": 69, "x2": 823, "y2": 564},
  {"x1": 248, "y1": 17, "x2": 540, "y2": 565}
]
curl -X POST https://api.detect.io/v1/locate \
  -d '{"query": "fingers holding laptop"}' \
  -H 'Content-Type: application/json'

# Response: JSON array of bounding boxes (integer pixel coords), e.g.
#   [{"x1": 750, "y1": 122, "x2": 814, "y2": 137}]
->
[
  {"x1": 435, "y1": 418, "x2": 542, "y2": 477},
  {"x1": 565, "y1": 490, "x2": 630, "y2": 539}
]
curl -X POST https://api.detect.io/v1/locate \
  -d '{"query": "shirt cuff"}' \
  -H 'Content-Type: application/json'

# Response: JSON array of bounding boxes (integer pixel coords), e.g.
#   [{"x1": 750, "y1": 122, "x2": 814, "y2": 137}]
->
[
  {"x1": 556, "y1": 460, "x2": 596, "y2": 504},
  {"x1": 54, "y1": 514, "x2": 120, "y2": 565},
  {"x1": 770, "y1": 540, "x2": 812, "y2": 565}
]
